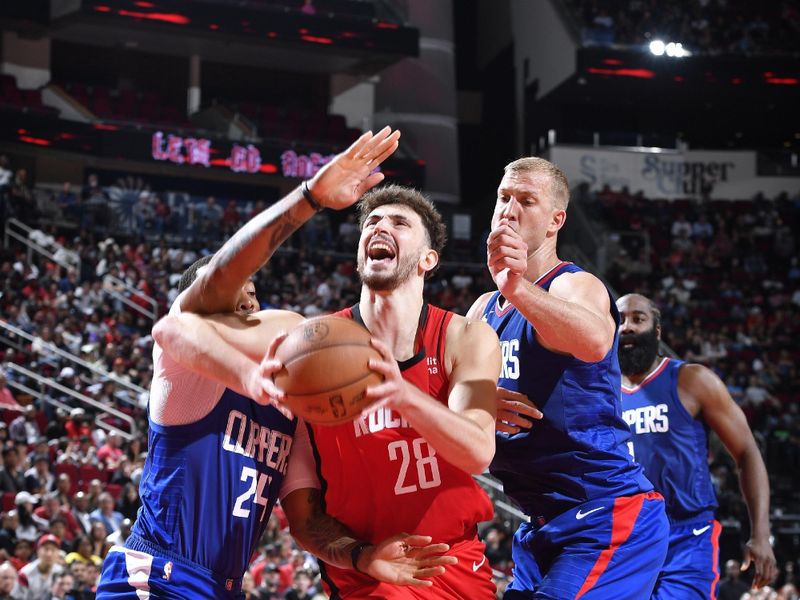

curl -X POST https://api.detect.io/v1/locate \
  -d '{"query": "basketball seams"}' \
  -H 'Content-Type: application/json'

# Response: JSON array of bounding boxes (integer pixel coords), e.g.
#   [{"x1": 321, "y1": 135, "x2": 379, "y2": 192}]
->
[
  {"x1": 283, "y1": 371, "x2": 380, "y2": 398},
  {"x1": 278, "y1": 342, "x2": 374, "y2": 368}
]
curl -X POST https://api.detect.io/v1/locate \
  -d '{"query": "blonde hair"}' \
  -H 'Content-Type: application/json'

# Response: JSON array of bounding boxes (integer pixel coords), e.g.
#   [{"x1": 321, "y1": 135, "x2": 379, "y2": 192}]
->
[{"x1": 504, "y1": 157, "x2": 570, "y2": 210}]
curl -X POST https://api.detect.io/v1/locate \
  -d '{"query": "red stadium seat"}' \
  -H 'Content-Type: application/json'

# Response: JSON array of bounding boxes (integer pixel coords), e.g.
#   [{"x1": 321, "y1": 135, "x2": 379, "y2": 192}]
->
[
  {"x1": 105, "y1": 483, "x2": 123, "y2": 500},
  {"x1": 2, "y1": 492, "x2": 16, "y2": 512}
]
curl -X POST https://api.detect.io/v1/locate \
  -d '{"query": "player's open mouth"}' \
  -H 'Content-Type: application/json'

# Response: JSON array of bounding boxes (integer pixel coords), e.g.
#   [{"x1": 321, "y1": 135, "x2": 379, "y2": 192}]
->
[{"x1": 367, "y1": 237, "x2": 397, "y2": 265}]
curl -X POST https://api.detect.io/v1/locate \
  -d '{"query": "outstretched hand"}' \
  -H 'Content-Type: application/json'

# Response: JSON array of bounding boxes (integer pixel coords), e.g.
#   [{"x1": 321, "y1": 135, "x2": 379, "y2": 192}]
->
[
  {"x1": 245, "y1": 333, "x2": 293, "y2": 419},
  {"x1": 358, "y1": 534, "x2": 458, "y2": 587},
  {"x1": 309, "y1": 126, "x2": 401, "y2": 210}
]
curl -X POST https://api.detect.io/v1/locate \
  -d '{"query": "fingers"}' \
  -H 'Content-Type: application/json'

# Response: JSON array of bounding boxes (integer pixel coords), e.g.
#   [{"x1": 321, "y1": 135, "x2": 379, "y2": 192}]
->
[
  {"x1": 400, "y1": 535, "x2": 433, "y2": 548},
  {"x1": 741, "y1": 549, "x2": 751, "y2": 573},
  {"x1": 496, "y1": 419, "x2": 525, "y2": 435},
  {"x1": 497, "y1": 410, "x2": 533, "y2": 429},
  {"x1": 497, "y1": 397, "x2": 543, "y2": 420},
  {"x1": 265, "y1": 331, "x2": 288, "y2": 360},
  {"x1": 345, "y1": 130, "x2": 374, "y2": 160},
  {"x1": 355, "y1": 172, "x2": 386, "y2": 198},
  {"x1": 370, "y1": 337, "x2": 394, "y2": 361}
]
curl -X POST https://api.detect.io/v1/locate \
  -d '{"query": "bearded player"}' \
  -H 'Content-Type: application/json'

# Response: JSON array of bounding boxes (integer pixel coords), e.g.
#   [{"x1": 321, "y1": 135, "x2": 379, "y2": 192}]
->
[
  {"x1": 156, "y1": 184, "x2": 501, "y2": 598},
  {"x1": 617, "y1": 293, "x2": 777, "y2": 598}
]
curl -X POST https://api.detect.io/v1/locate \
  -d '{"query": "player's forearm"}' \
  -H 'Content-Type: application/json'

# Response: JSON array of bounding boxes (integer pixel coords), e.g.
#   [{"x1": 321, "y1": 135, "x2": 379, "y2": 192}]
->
[
  {"x1": 186, "y1": 190, "x2": 315, "y2": 314},
  {"x1": 400, "y1": 384, "x2": 495, "y2": 474},
  {"x1": 507, "y1": 281, "x2": 611, "y2": 362},
  {"x1": 288, "y1": 489, "x2": 365, "y2": 570},
  {"x1": 737, "y1": 445, "x2": 772, "y2": 540},
  {"x1": 152, "y1": 314, "x2": 257, "y2": 397}
]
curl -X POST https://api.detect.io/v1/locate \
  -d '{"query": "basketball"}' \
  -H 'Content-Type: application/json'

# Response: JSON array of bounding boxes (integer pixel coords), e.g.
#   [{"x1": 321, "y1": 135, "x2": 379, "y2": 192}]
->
[{"x1": 273, "y1": 316, "x2": 383, "y2": 425}]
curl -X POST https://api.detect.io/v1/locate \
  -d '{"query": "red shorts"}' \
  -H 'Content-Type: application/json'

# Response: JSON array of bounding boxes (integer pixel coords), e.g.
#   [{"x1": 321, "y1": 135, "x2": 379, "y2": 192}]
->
[{"x1": 322, "y1": 535, "x2": 496, "y2": 599}]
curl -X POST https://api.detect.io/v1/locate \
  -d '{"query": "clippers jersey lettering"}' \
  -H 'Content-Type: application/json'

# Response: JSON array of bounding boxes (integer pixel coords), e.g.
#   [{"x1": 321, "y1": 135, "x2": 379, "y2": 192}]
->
[
  {"x1": 482, "y1": 262, "x2": 652, "y2": 521},
  {"x1": 621, "y1": 358, "x2": 718, "y2": 521},
  {"x1": 132, "y1": 351, "x2": 296, "y2": 579},
  {"x1": 309, "y1": 304, "x2": 494, "y2": 590}
]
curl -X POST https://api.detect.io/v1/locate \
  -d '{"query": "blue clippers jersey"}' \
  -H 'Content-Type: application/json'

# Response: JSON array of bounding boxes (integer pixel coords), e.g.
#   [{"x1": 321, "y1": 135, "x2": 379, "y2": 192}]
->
[
  {"x1": 132, "y1": 389, "x2": 296, "y2": 578},
  {"x1": 620, "y1": 358, "x2": 718, "y2": 521},
  {"x1": 483, "y1": 262, "x2": 652, "y2": 521}
]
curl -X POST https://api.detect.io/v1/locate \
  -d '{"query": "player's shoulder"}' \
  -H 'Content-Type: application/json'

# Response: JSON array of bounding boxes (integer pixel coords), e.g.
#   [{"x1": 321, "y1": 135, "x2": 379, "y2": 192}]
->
[
  {"x1": 465, "y1": 291, "x2": 496, "y2": 320},
  {"x1": 677, "y1": 363, "x2": 727, "y2": 401},
  {"x1": 446, "y1": 311, "x2": 500, "y2": 347}
]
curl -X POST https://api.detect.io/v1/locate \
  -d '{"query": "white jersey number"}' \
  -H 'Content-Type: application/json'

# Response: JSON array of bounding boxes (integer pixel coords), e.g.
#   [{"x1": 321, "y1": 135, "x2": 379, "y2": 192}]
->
[
  {"x1": 232, "y1": 466, "x2": 272, "y2": 522},
  {"x1": 388, "y1": 438, "x2": 442, "y2": 496}
]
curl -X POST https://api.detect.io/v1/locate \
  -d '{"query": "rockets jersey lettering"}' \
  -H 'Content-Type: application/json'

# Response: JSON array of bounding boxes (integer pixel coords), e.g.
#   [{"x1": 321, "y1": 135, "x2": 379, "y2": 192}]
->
[
  {"x1": 621, "y1": 358, "x2": 718, "y2": 520},
  {"x1": 133, "y1": 387, "x2": 296, "y2": 579},
  {"x1": 483, "y1": 262, "x2": 652, "y2": 521},
  {"x1": 309, "y1": 303, "x2": 493, "y2": 545}
]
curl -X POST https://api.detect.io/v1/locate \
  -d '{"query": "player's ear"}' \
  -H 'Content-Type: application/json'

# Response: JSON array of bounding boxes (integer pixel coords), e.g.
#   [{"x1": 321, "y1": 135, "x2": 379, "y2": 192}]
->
[
  {"x1": 656, "y1": 323, "x2": 662, "y2": 340},
  {"x1": 549, "y1": 208, "x2": 567, "y2": 233},
  {"x1": 419, "y1": 248, "x2": 439, "y2": 275}
]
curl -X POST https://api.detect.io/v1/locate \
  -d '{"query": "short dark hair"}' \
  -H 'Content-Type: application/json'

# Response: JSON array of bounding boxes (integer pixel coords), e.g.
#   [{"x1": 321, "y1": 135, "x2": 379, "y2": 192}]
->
[
  {"x1": 178, "y1": 255, "x2": 213, "y2": 293},
  {"x1": 357, "y1": 184, "x2": 447, "y2": 277}
]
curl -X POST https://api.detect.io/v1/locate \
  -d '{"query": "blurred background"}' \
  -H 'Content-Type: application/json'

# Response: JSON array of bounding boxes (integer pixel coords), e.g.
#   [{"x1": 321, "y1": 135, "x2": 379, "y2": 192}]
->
[{"x1": 0, "y1": 1, "x2": 798, "y2": 598}]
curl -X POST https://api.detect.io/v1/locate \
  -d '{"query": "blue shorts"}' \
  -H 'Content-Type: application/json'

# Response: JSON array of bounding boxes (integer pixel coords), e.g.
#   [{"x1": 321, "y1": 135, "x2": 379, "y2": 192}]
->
[
  {"x1": 651, "y1": 516, "x2": 721, "y2": 599},
  {"x1": 97, "y1": 540, "x2": 244, "y2": 600},
  {"x1": 505, "y1": 492, "x2": 669, "y2": 600}
]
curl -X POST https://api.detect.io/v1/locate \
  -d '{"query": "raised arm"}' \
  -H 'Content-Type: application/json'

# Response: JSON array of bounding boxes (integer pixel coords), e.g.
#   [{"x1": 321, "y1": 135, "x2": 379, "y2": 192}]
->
[
  {"x1": 182, "y1": 127, "x2": 401, "y2": 314},
  {"x1": 679, "y1": 364, "x2": 778, "y2": 589},
  {"x1": 365, "y1": 317, "x2": 500, "y2": 474}
]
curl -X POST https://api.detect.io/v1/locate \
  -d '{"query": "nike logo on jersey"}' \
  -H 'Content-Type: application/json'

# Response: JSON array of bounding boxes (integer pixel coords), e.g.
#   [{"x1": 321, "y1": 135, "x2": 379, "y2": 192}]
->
[
  {"x1": 693, "y1": 525, "x2": 711, "y2": 536},
  {"x1": 472, "y1": 556, "x2": 486, "y2": 572},
  {"x1": 575, "y1": 506, "x2": 605, "y2": 520}
]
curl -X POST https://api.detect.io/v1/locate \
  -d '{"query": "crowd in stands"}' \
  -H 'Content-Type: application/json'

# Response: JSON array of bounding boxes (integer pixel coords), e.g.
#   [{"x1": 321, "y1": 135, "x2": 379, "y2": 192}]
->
[
  {"x1": 1, "y1": 152, "x2": 799, "y2": 596},
  {"x1": 567, "y1": 0, "x2": 800, "y2": 55}
]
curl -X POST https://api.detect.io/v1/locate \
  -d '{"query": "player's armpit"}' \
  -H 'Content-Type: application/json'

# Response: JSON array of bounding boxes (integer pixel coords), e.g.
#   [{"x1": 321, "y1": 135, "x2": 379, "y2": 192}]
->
[{"x1": 465, "y1": 292, "x2": 495, "y2": 321}]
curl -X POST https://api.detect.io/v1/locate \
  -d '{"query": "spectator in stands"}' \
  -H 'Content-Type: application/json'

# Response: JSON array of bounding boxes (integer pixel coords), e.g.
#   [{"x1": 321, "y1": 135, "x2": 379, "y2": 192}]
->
[
  {"x1": 718, "y1": 558, "x2": 749, "y2": 600},
  {"x1": 9, "y1": 538, "x2": 32, "y2": 573},
  {"x1": 9, "y1": 406, "x2": 40, "y2": 446},
  {"x1": 284, "y1": 568, "x2": 315, "y2": 600},
  {"x1": 115, "y1": 483, "x2": 139, "y2": 521},
  {"x1": 105, "y1": 517, "x2": 131, "y2": 548},
  {"x1": 69, "y1": 493, "x2": 91, "y2": 538},
  {"x1": 13, "y1": 494, "x2": 38, "y2": 543},
  {"x1": 0, "y1": 374, "x2": 22, "y2": 412},
  {"x1": 34, "y1": 494, "x2": 78, "y2": 541},
  {"x1": 0, "y1": 514, "x2": 15, "y2": 558},
  {"x1": 88, "y1": 521, "x2": 111, "y2": 559},
  {"x1": 95, "y1": 431, "x2": 123, "y2": 469},
  {"x1": 56, "y1": 182, "x2": 78, "y2": 221},
  {"x1": 19, "y1": 533, "x2": 63, "y2": 599},
  {"x1": 88, "y1": 492, "x2": 121, "y2": 537},
  {"x1": 52, "y1": 475, "x2": 71, "y2": 508},
  {"x1": 24, "y1": 453, "x2": 53, "y2": 495},
  {"x1": 0, "y1": 449, "x2": 25, "y2": 494},
  {"x1": 8, "y1": 169, "x2": 35, "y2": 223},
  {"x1": 47, "y1": 518, "x2": 71, "y2": 551},
  {"x1": 42, "y1": 572, "x2": 74, "y2": 600},
  {"x1": 197, "y1": 195, "x2": 223, "y2": 239},
  {"x1": 65, "y1": 535, "x2": 102, "y2": 568},
  {"x1": 0, "y1": 560, "x2": 22, "y2": 600}
]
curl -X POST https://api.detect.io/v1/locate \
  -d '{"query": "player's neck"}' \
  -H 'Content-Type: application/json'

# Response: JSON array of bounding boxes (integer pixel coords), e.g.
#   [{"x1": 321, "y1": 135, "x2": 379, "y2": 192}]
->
[
  {"x1": 359, "y1": 281, "x2": 425, "y2": 362},
  {"x1": 622, "y1": 356, "x2": 663, "y2": 387},
  {"x1": 524, "y1": 241, "x2": 561, "y2": 283}
]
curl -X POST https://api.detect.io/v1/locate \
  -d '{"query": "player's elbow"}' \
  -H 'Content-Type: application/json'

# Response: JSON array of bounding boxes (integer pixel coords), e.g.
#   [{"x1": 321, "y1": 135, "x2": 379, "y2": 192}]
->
[
  {"x1": 466, "y1": 435, "x2": 495, "y2": 475},
  {"x1": 151, "y1": 316, "x2": 174, "y2": 347},
  {"x1": 575, "y1": 337, "x2": 613, "y2": 363}
]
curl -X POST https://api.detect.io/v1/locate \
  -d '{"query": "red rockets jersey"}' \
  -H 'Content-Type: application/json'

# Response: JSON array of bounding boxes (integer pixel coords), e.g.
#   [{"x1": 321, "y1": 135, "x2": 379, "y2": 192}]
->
[{"x1": 307, "y1": 303, "x2": 494, "y2": 595}]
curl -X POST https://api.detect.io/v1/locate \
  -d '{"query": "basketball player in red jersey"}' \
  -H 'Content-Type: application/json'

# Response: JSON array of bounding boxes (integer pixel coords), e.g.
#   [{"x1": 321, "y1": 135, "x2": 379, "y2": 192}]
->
[{"x1": 158, "y1": 184, "x2": 501, "y2": 599}]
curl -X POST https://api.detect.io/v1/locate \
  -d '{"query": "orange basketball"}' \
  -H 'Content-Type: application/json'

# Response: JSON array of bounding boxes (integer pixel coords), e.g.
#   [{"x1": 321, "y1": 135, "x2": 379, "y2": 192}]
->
[{"x1": 273, "y1": 315, "x2": 382, "y2": 425}]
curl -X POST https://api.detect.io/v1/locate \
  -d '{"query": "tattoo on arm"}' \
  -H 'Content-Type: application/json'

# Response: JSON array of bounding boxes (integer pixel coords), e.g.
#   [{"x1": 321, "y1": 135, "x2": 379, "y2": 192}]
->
[{"x1": 303, "y1": 489, "x2": 359, "y2": 566}]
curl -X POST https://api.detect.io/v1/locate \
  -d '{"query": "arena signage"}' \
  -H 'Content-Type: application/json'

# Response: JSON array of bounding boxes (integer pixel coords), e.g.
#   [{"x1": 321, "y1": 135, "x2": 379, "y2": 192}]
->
[
  {"x1": 151, "y1": 131, "x2": 263, "y2": 174},
  {"x1": 280, "y1": 149, "x2": 337, "y2": 178},
  {"x1": 548, "y1": 146, "x2": 758, "y2": 199}
]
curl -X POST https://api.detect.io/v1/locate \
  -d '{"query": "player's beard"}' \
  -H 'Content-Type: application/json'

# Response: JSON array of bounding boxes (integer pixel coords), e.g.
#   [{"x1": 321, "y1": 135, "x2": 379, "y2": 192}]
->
[
  {"x1": 618, "y1": 326, "x2": 660, "y2": 376},
  {"x1": 357, "y1": 249, "x2": 418, "y2": 291}
]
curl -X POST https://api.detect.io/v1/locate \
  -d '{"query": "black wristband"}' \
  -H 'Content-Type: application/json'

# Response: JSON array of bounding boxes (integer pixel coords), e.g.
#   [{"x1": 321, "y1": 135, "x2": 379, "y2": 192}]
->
[
  {"x1": 350, "y1": 542, "x2": 371, "y2": 573},
  {"x1": 301, "y1": 180, "x2": 323, "y2": 212}
]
